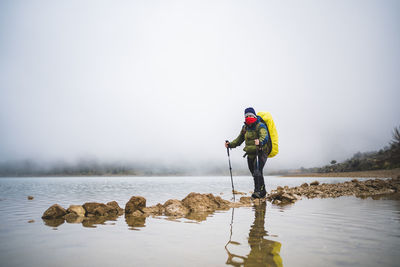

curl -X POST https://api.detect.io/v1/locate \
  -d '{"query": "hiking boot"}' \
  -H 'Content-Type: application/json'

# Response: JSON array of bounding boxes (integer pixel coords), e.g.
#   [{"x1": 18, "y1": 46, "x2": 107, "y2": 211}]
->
[
  {"x1": 252, "y1": 186, "x2": 267, "y2": 199},
  {"x1": 259, "y1": 185, "x2": 266, "y2": 198},
  {"x1": 251, "y1": 191, "x2": 263, "y2": 199}
]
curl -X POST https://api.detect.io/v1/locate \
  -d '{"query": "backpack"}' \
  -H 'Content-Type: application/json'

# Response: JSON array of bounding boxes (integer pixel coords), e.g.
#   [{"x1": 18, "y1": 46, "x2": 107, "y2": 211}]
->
[{"x1": 257, "y1": 111, "x2": 279, "y2": 158}]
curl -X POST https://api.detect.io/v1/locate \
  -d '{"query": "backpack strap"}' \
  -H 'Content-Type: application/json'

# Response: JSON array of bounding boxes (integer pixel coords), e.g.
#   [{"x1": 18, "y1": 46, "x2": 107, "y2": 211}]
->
[
  {"x1": 241, "y1": 125, "x2": 247, "y2": 135},
  {"x1": 256, "y1": 122, "x2": 272, "y2": 155}
]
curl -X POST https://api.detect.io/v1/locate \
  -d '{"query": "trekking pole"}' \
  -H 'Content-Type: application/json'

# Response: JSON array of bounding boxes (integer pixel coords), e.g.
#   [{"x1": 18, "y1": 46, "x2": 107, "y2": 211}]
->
[{"x1": 225, "y1": 140, "x2": 235, "y2": 201}]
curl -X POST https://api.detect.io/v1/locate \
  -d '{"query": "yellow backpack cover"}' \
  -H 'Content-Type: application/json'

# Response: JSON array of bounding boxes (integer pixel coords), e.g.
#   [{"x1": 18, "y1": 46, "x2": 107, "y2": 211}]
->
[{"x1": 257, "y1": 111, "x2": 279, "y2": 158}]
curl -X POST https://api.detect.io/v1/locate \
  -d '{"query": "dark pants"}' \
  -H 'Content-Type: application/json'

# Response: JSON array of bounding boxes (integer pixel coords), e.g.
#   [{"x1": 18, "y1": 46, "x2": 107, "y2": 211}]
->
[{"x1": 247, "y1": 151, "x2": 268, "y2": 192}]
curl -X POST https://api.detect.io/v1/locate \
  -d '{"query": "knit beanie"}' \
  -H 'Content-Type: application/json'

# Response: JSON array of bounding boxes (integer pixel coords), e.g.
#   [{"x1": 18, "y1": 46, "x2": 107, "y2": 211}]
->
[{"x1": 244, "y1": 107, "x2": 256, "y2": 117}]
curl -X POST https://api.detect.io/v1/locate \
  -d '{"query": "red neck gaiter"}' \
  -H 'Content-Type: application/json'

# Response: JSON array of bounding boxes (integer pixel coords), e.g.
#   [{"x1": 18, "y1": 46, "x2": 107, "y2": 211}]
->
[{"x1": 245, "y1": 117, "x2": 257, "y2": 126}]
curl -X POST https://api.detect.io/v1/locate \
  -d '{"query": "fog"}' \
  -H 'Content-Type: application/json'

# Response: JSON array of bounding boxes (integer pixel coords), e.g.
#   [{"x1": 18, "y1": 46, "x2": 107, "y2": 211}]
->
[{"x1": 1, "y1": 0, "x2": 399, "y2": 172}]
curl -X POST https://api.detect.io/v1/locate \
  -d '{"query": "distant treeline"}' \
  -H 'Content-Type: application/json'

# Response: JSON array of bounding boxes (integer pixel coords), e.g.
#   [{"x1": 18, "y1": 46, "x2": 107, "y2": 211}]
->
[
  {"x1": 0, "y1": 160, "x2": 138, "y2": 177},
  {"x1": 0, "y1": 159, "x2": 234, "y2": 177},
  {"x1": 301, "y1": 126, "x2": 400, "y2": 173}
]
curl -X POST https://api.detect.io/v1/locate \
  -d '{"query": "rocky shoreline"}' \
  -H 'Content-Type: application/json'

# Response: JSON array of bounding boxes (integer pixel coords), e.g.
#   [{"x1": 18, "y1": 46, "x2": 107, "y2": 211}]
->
[
  {"x1": 41, "y1": 192, "x2": 256, "y2": 228},
  {"x1": 41, "y1": 177, "x2": 400, "y2": 227},
  {"x1": 283, "y1": 168, "x2": 400, "y2": 178},
  {"x1": 267, "y1": 176, "x2": 400, "y2": 205}
]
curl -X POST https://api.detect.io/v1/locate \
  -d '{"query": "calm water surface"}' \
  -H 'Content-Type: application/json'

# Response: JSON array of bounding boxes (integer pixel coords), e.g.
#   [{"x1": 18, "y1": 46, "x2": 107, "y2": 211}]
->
[{"x1": 0, "y1": 176, "x2": 399, "y2": 267}]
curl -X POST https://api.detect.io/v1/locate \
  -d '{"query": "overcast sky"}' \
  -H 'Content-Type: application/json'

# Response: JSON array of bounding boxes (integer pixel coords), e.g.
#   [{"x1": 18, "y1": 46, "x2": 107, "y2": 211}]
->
[{"x1": 0, "y1": 0, "x2": 399, "y2": 170}]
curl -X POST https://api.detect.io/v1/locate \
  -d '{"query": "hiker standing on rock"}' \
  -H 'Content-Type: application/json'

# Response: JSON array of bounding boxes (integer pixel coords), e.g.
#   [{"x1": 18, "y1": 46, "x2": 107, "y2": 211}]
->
[{"x1": 225, "y1": 107, "x2": 271, "y2": 199}]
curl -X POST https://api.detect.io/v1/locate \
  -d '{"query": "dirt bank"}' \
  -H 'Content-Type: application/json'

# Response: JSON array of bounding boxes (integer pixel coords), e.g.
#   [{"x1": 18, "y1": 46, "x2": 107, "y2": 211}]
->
[{"x1": 283, "y1": 168, "x2": 400, "y2": 178}]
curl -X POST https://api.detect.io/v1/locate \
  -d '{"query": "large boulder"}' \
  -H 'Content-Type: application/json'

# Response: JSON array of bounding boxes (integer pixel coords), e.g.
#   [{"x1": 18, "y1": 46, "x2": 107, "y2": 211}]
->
[
  {"x1": 125, "y1": 196, "x2": 146, "y2": 215},
  {"x1": 182, "y1": 193, "x2": 230, "y2": 212},
  {"x1": 163, "y1": 199, "x2": 189, "y2": 217},
  {"x1": 83, "y1": 202, "x2": 117, "y2": 217},
  {"x1": 42, "y1": 204, "x2": 67, "y2": 219},
  {"x1": 67, "y1": 205, "x2": 85, "y2": 217},
  {"x1": 107, "y1": 201, "x2": 124, "y2": 215}
]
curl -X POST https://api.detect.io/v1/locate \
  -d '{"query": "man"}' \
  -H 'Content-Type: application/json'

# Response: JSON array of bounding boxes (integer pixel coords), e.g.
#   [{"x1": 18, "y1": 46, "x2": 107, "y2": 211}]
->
[{"x1": 225, "y1": 107, "x2": 270, "y2": 198}]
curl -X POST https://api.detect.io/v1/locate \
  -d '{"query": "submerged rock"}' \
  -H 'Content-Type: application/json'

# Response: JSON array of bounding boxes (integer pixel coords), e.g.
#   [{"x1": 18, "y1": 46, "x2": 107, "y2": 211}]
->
[{"x1": 42, "y1": 204, "x2": 67, "y2": 219}]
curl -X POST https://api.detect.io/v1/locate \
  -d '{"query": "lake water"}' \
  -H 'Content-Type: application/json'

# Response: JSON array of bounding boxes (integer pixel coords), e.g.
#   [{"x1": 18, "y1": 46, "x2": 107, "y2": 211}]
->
[{"x1": 0, "y1": 176, "x2": 399, "y2": 267}]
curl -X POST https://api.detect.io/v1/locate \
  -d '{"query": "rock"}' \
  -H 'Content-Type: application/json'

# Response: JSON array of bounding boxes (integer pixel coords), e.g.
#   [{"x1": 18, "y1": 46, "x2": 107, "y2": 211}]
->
[
  {"x1": 42, "y1": 204, "x2": 67, "y2": 219},
  {"x1": 27, "y1": 196, "x2": 34, "y2": 200},
  {"x1": 107, "y1": 201, "x2": 124, "y2": 215},
  {"x1": 268, "y1": 190, "x2": 283, "y2": 200},
  {"x1": 239, "y1": 197, "x2": 252, "y2": 204},
  {"x1": 272, "y1": 199, "x2": 281, "y2": 205},
  {"x1": 211, "y1": 195, "x2": 231, "y2": 210},
  {"x1": 281, "y1": 193, "x2": 296, "y2": 203},
  {"x1": 310, "y1": 181, "x2": 320, "y2": 186},
  {"x1": 181, "y1": 193, "x2": 230, "y2": 212},
  {"x1": 351, "y1": 179, "x2": 359, "y2": 183},
  {"x1": 300, "y1": 183, "x2": 309, "y2": 188},
  {"x1": 143, "y1": 203, "x2": 164, "y2": 215},
  {"x1": 125, "y1": 196, "x2": 146, "y2": 215},
  {"x1": 276, "y1": 186, "x2": 284, "y2": 191},
  {"x1": 94, "y1": 206, "x2": 114, "y2": 217},
  {"x1": 130, "y1": 210, "x2": 144, "y2": 217},
  {"x1": 67, "y1": 205, "x2": 85, "y2": 217},
  {"x1": 163, "y1": 199, "x2": 189, "y2": 217},
  {"x1": 293, "y1": 194, "x2": 302, "y2": 200},
  {"x1": 83, "y1": 202, "x2": 117, "y2": 217}
]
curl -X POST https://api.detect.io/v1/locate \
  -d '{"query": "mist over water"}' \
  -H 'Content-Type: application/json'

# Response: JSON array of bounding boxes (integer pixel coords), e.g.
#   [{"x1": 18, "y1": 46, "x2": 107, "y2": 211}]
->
[{"x1": 1, "y1": 0, "x2": 400, "y2": 171}]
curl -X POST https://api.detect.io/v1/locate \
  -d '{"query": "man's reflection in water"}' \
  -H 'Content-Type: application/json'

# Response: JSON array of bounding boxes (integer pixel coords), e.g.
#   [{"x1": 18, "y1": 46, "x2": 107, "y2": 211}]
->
[{"x1": 225, "y1": 202, "x2": 283, "y2": 267}]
